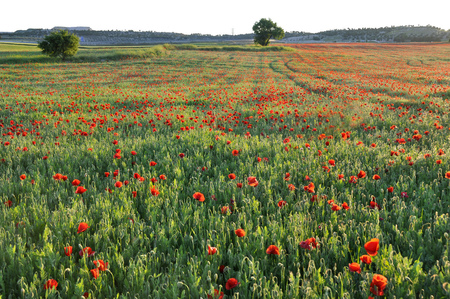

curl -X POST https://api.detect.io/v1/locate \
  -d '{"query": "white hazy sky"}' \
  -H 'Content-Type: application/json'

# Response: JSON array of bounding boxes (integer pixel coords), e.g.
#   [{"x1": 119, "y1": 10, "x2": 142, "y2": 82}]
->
[{"x1": 2, "y1": 0, "x2": 449, "y2": 34}]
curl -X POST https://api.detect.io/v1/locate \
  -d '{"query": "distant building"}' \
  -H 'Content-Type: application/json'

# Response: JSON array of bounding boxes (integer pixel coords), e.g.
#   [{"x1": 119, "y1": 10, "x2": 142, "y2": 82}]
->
[{"x1": 52, "y1": 26, "x2": 92, "y2": 31}]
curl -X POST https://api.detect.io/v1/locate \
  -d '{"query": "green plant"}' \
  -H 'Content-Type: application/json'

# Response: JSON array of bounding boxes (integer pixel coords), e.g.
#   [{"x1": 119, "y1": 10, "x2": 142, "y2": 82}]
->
[
  {"x1": 252, "y1": 18, "x2": 285, "y2": 46},
  {"x1": 38, "y1": 30, "x2": 80, "y2": 60}
]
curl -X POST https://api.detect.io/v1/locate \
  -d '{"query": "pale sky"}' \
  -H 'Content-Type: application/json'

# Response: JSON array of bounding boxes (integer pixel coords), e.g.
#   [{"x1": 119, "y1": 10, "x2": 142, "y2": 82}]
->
[{"x1": 2, "y1": 0, "x2": 449, "y2": 34}]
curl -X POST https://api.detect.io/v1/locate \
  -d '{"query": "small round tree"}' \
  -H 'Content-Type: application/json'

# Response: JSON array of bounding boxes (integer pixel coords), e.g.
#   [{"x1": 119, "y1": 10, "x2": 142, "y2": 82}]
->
[
  {"x1": 252, "y1": 18, "x2": 285, "y2": 46},
  {"x1": 38, "y1": 30, "x2": 80, "y2": 61}
]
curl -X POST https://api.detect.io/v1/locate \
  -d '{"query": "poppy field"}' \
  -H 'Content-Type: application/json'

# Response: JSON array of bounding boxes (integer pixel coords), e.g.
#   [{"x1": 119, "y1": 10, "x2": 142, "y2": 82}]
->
[{"x1": 1, "y1": 42, "x2": 450, "y2": 298}]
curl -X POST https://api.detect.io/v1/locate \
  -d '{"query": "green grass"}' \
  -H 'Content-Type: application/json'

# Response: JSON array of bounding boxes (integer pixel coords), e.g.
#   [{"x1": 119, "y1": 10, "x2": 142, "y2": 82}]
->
[{"x1": 1, "y1": 43, "x2": 450, "y2": 298}]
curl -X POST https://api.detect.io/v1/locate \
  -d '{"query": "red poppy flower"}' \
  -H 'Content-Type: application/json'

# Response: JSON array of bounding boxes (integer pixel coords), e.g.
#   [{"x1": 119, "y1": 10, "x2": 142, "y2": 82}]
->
[
  {"x1": 342, "y1": 202, "x2": 350, "y2": 210},
  {"x1": 75, "y1": 186, "x2": 87, "y2": 194},
  {"x1": 64, "y1": 246, "x2": 73, "y2": 256},
  {"x1": 221, "y1": 206, "x2": 230, "y2": 214},
  {"x1": 151, "y1": 186, "x2": 159, "y2": 196},
  {"x1": 387, "y1": 186, "x2": 394, "y2": 193},
  {"x1": 225, "y1": 278, "x2": 240, "y2": 290},
  {"x1": 266, "y1": 245, "x2": 280, "y2": 255},
  {"x1": 284, "y1": 173, "x2": 290, "y2": 180},
  {"x1": 328, "y1": 159, "x2": 335, "y2": 166},
  {"x1": 446, "y1": 172, "x2": 450, "y2": 179},
  {"x1": 133, "y1": 173, "x2": 141, "y2": 179},
  {"x1": 83, "y1": 292, "x2": 89, "y2": 298},
  {"x1": 237, "y1": 183, "x2": 243, "y2": 188},
  {"x1": 370, "y1": 274, "x2": 388, "y2": 296},
  {"x1": 53, "y1": 173, "x2": 63, "y2": 180},
  {"x1": 20, "y1": 174, "x2": 26, "y2": 181},
  {"x1": 104, "y1": 172, "x2": 110, "y2": 177},
  {"x1": 288, "y1": 184, "x2": 296, "y2": 191},
  {"x1": 207, "y1": 289, "x2": 224, "y2": 299},
  {"x1": 112, "y1": 140, "x2": 118, "y2": 145},
  {"x1": 364, "y1": 238, "x2": 380, "y2": 256},
  {"x1": 338, "y1": 174, "x2": 344, "y2": 180},
  {"x1": 348, "y1": 176, "x2": 358, "y2": 183},
  {"x1": 235, "y1": 228, "x2": 246, "y2": 237},
  {"x1": 331, "y1": 204, "x2": 341, "y2": 211},
  {"x1": 150, "y1": 161, "x2": 157, "y2": 166},
  {"x1": 299, "y1": 239, "x2": 311, "y2": 250},
  {"x1": 90, "y1": 268, "x2": 100, "y2": 279},
  {"x1": 77, "y1": 222, "x2": 89, "y2": 234},
  {"x1": 72, "y1": 179, "x2": 81, "y2": 186},
  {"x1": 349, "y1": 262, "x2": 361, "y2": 274},
  {"x1": 43, "y1": 279, "x2": 58, "y2": 290},
  {"x1": 179, "y1": 153, "x2": 185, "y2": 158},
  {"x1": 373, "y1": 175, "x2": 380, "y2": 180},
  {"x1": 93, "y1": 259, "x2": 108, "y2": 271},
  {"x1": 219, "y1": 265, "x2": 225, "y2": 273},
  {"x1": 208, "y1": 245, "x2": 217, "y2": 255},
  {"x1": 43, "y1": 156, "x2": 48, "y2": 160},
  {"x1": 232, "y1": 150, "x2": 239, "y2": 156},
  {"x1": 228, "y1": 173, "x2": 236, "y2": 180},
  {"x1": 193, "y1": 192, "x2": 205, "y2": 202},
  {"x1": 436, "y1": 160, "x2": 442, "y2": 164},
  {"x1": 303, "y1": 182, "x2": 315, "y2": 193},
  {"x1": 247, "y1": 176, "x2": 259, "y2": 187},
  {"x1": 4, "y1": 200, "x2": 12, "y2": 207},
  {"x1": 115, "y1": 181, "x2": 123, "y2": 188},
  {"x1": 360, "y1": 255, "x2": 372, "y2": 264},
  {"x1": 131, "y1": 151, "x2": 137, "y2": 155},
  {"x1": 357, "y1": 170, "x2": 366, "y2": 179},
  {"x1": 278, "y1": 200, "x2": 287, "y2": 208},
  {"x1": 79, "y1": 247, "x2": 95, "y2": 257},
  {"x1": 159, "y1": 174, "x2": 166, "y2": 180}
]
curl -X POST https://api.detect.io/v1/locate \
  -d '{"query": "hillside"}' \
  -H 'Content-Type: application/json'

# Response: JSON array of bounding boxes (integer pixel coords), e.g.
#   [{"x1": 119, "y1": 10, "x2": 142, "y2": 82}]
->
[
  {"x1": 283, "y1": 25, "x2": 450, "y2": 43},
  {"x1": 1, "y1": 25, "x2": 449, "y2": 45}
]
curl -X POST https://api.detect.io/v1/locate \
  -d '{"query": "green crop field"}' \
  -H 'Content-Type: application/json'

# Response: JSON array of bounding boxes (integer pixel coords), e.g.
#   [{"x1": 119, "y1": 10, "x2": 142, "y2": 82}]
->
[{"x1": 0, "y1": 42, "x2": 450, "y2": 298}]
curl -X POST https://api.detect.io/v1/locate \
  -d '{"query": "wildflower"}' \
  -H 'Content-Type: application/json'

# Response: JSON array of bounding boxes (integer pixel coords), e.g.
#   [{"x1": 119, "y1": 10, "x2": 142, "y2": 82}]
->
[
  {"x1": 357, "y1": 170, "x2": 366, "y2": 179},
  {"x1": 370, "y1": 274, "x2": 388, "y2": 296},
  {"x1": 77, "y1": 222, "x2": 89, "y2": 234},
  {"x1": 225, "y1": 278, "x2": 240, "y2": 290},
  {"x1": 64, "y1": 246, "x2": 73, "y2": 256},
  {"x1": 360, "y1": 255, "x2": 372, "y2": 264},
  {"x1": 237, "y1": 183, "x2": 243, "y2": 188},
  {"x1": 93, "y1": 260, "x2": 108, "y2": 271},
  {"x1": 364, "y1": 238, "x2": 380, "y2": 256},
  {"x1": 328, "y1": 159, "x2": 335, "y2": 166},
  {"x1": 304, "y1": 182, "x2": 315, "y2": 193},
  {"x1": 288, "y1": 184, "x2": 296, "y2": 191},
  {"x1": 150, "y1": 161, "x2": 157, "y2": 166},
  {"x1": 90, "y1": 268, "x2": 100, "y2": 279},
  {"x1": 372, "y1": 174, "x2": 380, "y2": 180},
  {"x1": 228, "y1": 173, "x2": 236, "y2": 180},
  {"x1": 43, "y1": 279, "x2": 58, "y2": 290},
  {"x1": 207, "y1": 289, "x2": 224, "y2": 299},
  {"x1": 131, "y1": 151, "x2": 137, "y2": 155},
  {"x1": 387, "y1": 186, "x2": 394, "y2": 193},
  {"x1": 20, "y1": 174, "x2": 26, "y2": 181},
  {"x1": 349, "y1": 262, "x2": 361, "y2": 274},
  {"x1": 193, "y1": 192, "x2": 205, "y2": 202},
  {"x1": 284, "y1": 173, "x2": 290, "y2": 180},
  {"x1": 79, "y1": 247, "x2": 95, "y2": 257},
  {"x1": 151, "y1": 186, "x2": 159, "y2": 196},
  {"x1": 72, "y1": 179, "x2": 81, "y2": 186},
  {"x1": 235, "y1": 229, "x2": 246, "y2": 237},
  {"x1": 247, "y1": 176, "x2": 259, "y2": 187},
  {"x1": 115, "y1": 181, "x2": 123, "y2": 188},
  {"x1": 401, "y1": 192, "x2": 408, "y2": 198},
  {"x1": 208, "y1": 245, "x2": 217, "y2": 255},
  {"x1": 446, "y1": 172, "x2": 450, "y2": 179},
  {"x1": 75, "y1": 186, "x2": 87, "y2": 194},
  {"x1": 342, "y1": 202, "x2": 350, "y2": 210},
  {"x1": 232, "y1": 149, "x2": 239, "y2": 156},
  {"x1": 266, "y1": 245, "x2": 280, "y2": 255},
  {"x1": 331, "y1": 203, "x2": 341, "y2": 211},
  {"x1": 278, "y1": 200, "x2": 287, "y2": 208}
]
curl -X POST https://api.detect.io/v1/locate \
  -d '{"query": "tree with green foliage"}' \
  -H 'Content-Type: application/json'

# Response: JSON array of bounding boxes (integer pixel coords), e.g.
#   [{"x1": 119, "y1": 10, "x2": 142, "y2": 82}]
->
[
  {"x1": 38, "y1": 30, "x2": 80, "y2": 60},
  {"x1": 252, "y1": 18, "x2": 285, "y2": 46}
]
